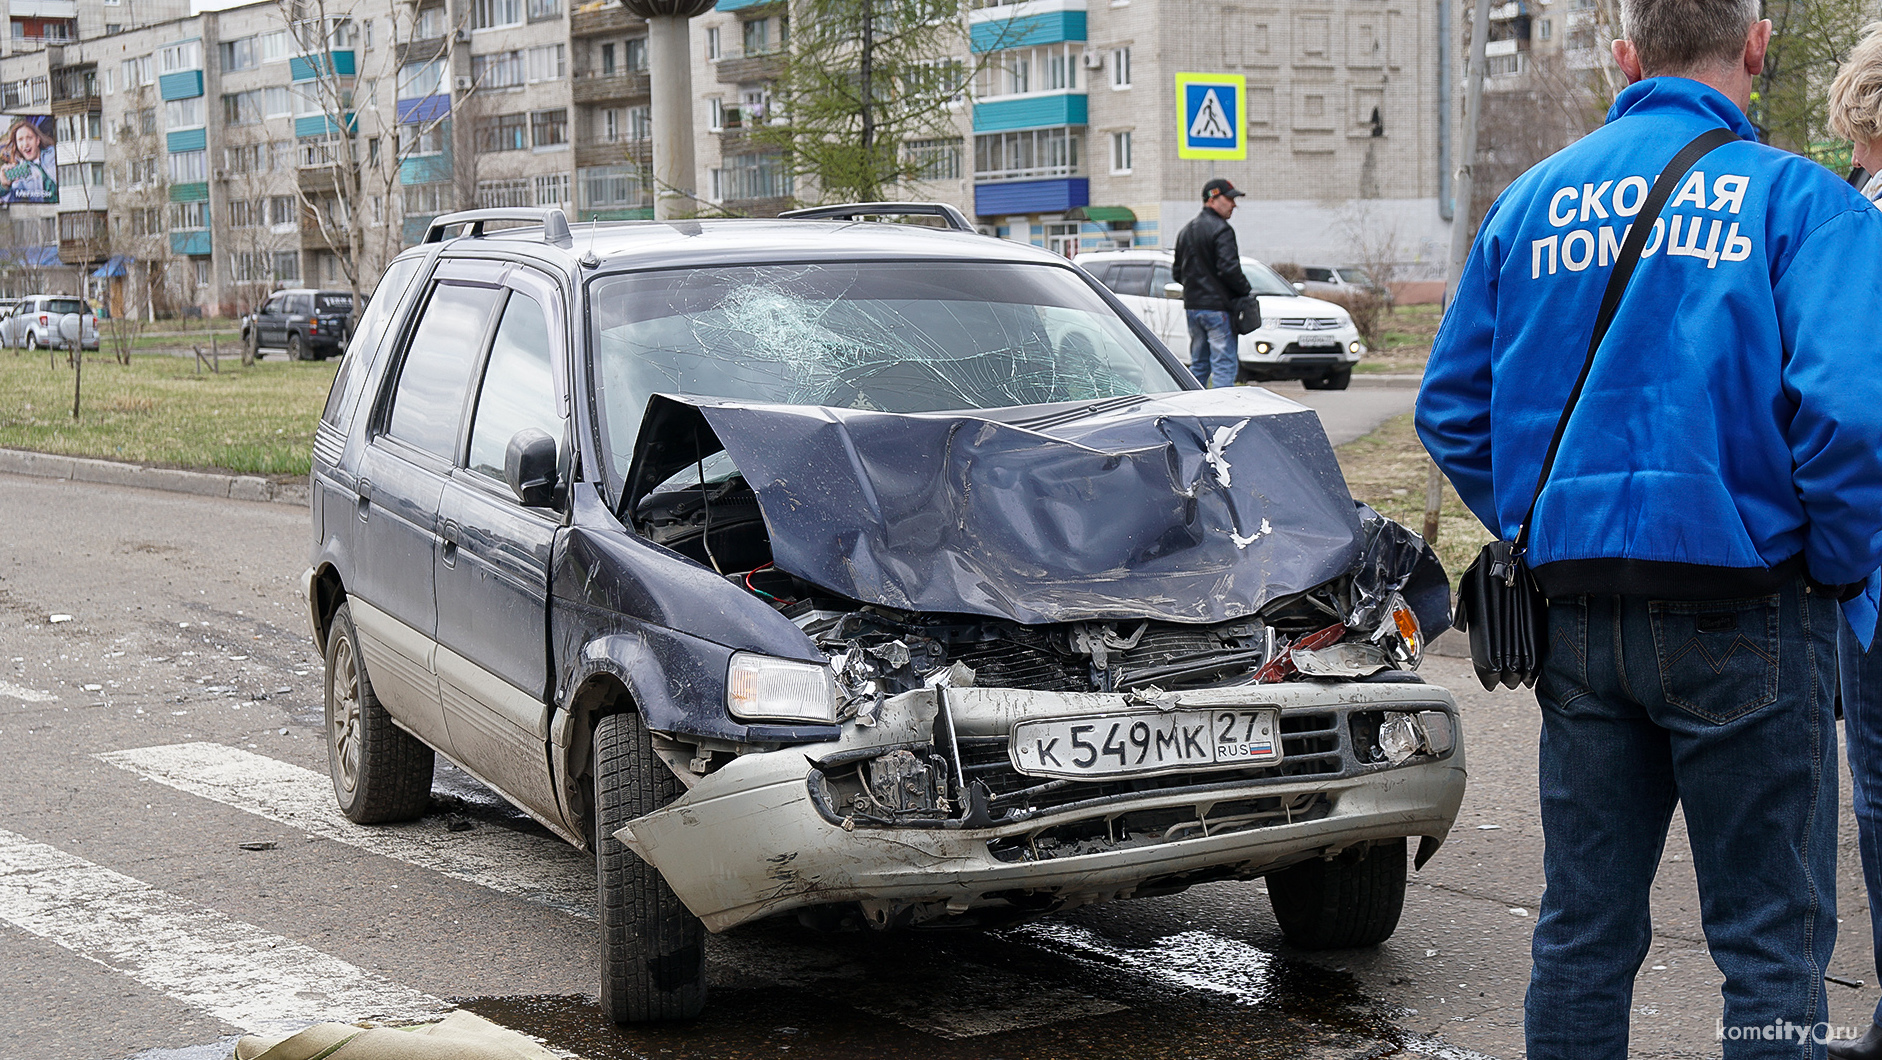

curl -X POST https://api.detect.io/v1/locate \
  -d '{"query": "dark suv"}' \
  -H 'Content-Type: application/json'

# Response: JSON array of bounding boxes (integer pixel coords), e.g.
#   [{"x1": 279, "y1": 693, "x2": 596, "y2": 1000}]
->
[
  {"x1": 243, "y1": 287, "x2": 354, "y2": 360},
  {"x1": 303, "y1": 205, "x2": 1465, "y2": 1026}
]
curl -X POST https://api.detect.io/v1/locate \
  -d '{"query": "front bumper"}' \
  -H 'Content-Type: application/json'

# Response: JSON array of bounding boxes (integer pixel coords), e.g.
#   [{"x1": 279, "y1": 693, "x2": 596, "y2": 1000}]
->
[{"x1": 619, "y1": 681, "x2": 1465, "y2": 932}]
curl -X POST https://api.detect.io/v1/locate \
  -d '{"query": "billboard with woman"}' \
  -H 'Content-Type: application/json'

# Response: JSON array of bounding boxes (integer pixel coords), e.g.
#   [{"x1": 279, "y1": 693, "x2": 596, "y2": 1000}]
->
[{"x1": 0, "y1": 115, "x2": 56, "y2": 204}]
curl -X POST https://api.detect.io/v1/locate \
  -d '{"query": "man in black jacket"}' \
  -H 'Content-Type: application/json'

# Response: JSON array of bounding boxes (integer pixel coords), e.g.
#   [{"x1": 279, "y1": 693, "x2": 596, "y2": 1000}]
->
[{"x1": 1172, "y1": 178, "x2": 1252, "y2": 387}]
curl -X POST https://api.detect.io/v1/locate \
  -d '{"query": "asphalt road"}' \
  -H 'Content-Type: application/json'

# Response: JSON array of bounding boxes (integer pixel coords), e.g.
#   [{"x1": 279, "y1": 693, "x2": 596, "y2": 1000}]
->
[
  {"x1": 3, "y1": 467, "x2": 1879, "y2": 1060},
  {"x1": 1263, "y1": 380, "x2": 1416, "y2": 447}
]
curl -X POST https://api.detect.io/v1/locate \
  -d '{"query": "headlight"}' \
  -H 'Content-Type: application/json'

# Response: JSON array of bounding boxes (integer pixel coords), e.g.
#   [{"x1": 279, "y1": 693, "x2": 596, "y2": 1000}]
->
[
  {"x1": 1255, "y1": 341, "x2": 1272, "y2": 354},
  {"x1": 1348, "y1": 341, "x2": 1364, "y2": 354},
  {"x1": 727, "y1": 652, "x2": 836, "y2": 723}
]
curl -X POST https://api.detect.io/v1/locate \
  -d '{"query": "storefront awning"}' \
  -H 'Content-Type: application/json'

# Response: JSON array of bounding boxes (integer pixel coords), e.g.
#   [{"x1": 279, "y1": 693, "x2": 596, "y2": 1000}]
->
[
  {"x1": 92, "y1": 255, "x2": 133, "y2": 279},
  {"x1": 1067, "y1": 206, "x2": 1136, "y2": 223}
]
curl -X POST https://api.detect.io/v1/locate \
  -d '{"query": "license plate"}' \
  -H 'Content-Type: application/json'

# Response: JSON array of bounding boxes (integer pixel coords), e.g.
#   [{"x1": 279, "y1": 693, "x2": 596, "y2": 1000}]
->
[
  {"x1": 1297, "y1": 335, "x2": 1340, "y2": 347},
  {"x1": 1010, "y1": 709, "x2": 1281, "y2": 780}
]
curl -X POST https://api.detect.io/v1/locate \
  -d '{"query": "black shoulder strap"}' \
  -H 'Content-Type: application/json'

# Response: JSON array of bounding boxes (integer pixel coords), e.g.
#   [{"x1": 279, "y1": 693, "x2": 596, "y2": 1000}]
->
[{"x1": 1514, "y1": 126, "x2": 1739, "y2": 554}]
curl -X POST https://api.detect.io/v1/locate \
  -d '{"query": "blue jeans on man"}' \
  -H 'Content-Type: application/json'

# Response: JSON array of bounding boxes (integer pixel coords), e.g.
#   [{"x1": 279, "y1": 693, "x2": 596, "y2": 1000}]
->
[
  {"x1": 1839, "y1": 613, "x2": 1882, "y2": 1037},
  {"x1": 1186, "y1": 308, "x2": 1237, "y2": 388},
  {"x1": 1526, "y1": 583, "x2": 1839, "y2": 1060}
]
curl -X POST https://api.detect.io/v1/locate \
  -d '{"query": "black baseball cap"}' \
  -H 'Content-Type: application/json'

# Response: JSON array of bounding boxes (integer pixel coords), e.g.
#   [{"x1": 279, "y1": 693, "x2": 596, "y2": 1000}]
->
[{"x1": 1202, "y1": 178, "x2": 1246, "y2": 201}]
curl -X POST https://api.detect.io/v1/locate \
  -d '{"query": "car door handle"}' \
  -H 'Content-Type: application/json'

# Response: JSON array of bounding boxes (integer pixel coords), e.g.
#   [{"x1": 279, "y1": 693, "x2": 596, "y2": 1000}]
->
[
  {"x1": 356, "y1": 478, "x2": 372, "y2": 522},
  {"x1": 440, "y1": 519, "x2": 460, "y2": 568}
]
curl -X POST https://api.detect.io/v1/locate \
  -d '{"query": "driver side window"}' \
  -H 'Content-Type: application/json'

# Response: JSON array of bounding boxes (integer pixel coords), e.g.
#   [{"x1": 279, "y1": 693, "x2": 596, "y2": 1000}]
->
[{"x1": 466, "y1": 290, "x2": 560, "y2": 481}]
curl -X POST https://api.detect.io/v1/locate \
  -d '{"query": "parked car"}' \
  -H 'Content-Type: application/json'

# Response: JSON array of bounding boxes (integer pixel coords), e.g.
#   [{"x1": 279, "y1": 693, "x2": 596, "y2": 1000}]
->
[
  {"x1": 1, "y1": 295, "x2": 99, "y2": 350},
  {"x1": 304, "y1": 205, "x2": 1464, "y2": 1026},
  {"x1": 1299, "y1": 265, "x2": 1395, "y2": 309},
  {"x1": 242, "y1": 287, "x2": 354, "y2": 360},
  {"x1": 1079, "y1": 249, "x2": 1365, "y2": 389}
]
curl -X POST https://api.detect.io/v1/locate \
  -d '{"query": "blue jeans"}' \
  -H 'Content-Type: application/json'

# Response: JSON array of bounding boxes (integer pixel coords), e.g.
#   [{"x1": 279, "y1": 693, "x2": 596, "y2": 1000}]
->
[
  {"x1": 1839, "y1": 610, "x2": 1882, "y2": 1028},
  {"x1": 1527, "y1": 584, "x2": 1839, "y2": 1060},
  {"x1": 1186, "y1": 309, "x2": 1237, "y2": 388}
]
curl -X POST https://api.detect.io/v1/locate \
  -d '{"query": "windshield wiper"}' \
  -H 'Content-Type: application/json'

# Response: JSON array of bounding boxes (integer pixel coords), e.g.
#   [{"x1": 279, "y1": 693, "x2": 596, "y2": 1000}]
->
[{"x1": 1010, "y1": 394, "x2": 1153, "y2": 432}]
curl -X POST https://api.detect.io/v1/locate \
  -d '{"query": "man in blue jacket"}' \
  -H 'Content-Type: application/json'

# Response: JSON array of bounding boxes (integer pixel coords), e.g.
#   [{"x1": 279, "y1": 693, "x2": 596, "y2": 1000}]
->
[{"x1": 1418, "y1": 0, "x2": 1882, "y2": 1056}]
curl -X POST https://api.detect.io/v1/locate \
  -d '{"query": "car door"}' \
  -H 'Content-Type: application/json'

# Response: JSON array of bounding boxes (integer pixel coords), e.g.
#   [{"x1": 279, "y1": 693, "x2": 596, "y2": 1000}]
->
[
  {"x1": 350, "y1": 263, "x2": 507, "y2": 756},
  {"x1": 433, "y1": 266, "x2": 568, "y2": 826},
  {"x1": 256, "y1": 295, "x2": 283, "y2": 346}
]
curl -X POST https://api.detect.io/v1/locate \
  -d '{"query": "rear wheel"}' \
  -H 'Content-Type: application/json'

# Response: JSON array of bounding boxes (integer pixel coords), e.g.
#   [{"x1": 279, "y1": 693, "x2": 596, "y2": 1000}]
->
[
  {"x1": 1267, "y1": 837, "x2": 1407, "y2": 949},
  {"x1": 1302, "y1": 368, "x2": 1353, "y2": 391},
  {"x1": 24, "y1": 331, "x2": 38, "y2": 351},
  {"x1": 597, "y1": 710, "x2": 706, "y2": 1023},
  {"x1": 323, "y1": 601, "x2": 434, "y2": 824},
  {"x1": 286, "y1": 333, "x2": 305, "y2": 361}
]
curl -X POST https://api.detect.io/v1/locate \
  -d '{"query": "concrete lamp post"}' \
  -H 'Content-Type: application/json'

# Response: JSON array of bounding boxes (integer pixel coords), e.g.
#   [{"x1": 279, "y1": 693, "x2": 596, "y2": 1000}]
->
[{"x1": 617, "y1": 0, "x2": 717, "y2": 220}]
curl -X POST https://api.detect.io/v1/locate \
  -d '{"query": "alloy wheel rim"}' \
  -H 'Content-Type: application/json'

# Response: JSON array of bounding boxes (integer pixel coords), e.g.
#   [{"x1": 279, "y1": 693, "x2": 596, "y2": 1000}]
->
[{"x1": 331, "y1": 636, "x2": 362, "y2": 794}]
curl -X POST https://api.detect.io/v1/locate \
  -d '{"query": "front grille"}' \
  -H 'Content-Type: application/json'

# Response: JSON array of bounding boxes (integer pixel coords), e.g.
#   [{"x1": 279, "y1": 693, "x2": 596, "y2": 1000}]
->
[
  {"x1": 1272, "y1": 316, "x2": 1343, "y2": 331},
  {"x1": 987, "y1": 792, "x2": 1331, "y2": 863},
  {"x1": 951, "y1": 710, "x2": 1345, "y2": 820},
  {"x1": 952, "y1": 640, "x2": 1087, "y2": 692}
]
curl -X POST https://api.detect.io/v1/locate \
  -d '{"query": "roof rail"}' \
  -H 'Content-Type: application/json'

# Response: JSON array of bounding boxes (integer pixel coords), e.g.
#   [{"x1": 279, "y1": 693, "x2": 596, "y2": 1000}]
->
[
  {"x1": 422, "y1": 208, "x2": 574, "y2": 248},
  {"x1": 778, "y1": 201, "x2": 976, "y2": 233}
]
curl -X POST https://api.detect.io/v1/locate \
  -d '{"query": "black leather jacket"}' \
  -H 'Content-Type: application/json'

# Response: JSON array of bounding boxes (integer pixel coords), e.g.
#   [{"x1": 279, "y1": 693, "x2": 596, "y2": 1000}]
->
[{"x1": 1172, "y1": 208, "x2": 1253, "y2": 311}]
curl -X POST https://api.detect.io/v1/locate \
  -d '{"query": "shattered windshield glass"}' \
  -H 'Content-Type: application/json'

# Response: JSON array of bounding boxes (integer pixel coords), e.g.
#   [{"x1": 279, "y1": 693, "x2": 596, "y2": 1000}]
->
[{"x1": 589, "y1": 261, "x2": 1186, "y2": 468}]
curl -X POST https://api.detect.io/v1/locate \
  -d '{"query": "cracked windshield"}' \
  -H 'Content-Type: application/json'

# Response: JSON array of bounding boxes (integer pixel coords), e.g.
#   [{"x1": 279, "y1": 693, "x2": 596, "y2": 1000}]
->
[{"x1": 589, "y1": 260, "x2": 1185, "y2": 461}]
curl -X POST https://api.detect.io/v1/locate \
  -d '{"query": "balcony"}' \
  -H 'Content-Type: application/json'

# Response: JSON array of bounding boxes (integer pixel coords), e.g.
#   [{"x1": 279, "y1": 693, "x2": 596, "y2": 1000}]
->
[
  {"x1": 575, "y1": 140, "x2": 649, "y2": 169},
  {"x1": 396, "y1": 36, "x2": 448, "y2": 65},
  {"x1": 570, "y1": 3, "x2": 643, "y2": 37},
  {"x1": 572, "y1": 71, "x2": 649, "y2": 105},
  {"x1": 715, "y1": 53, "x2": 783, "y2": 85}
]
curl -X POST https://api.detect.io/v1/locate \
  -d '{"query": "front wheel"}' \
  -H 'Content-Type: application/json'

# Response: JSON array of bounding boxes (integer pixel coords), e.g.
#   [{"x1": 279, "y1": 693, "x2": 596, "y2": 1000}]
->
[
  {"x1": 596, "y1": 711, "x2": 706, "y2": 1023},
  {"x1": 1267, "y1": 837, "x2": 1407, "y2": 949},
  {"x1": 1303, "y1": 368, "x2": 1353, "y2": 391},
  {"x1": 323, "y1": 601, "x2": 434, "y2": 824}
]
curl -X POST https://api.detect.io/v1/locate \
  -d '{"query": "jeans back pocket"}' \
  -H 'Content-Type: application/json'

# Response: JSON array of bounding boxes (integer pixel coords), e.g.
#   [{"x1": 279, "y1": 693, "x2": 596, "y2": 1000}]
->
[{"x1": 1648, "y1": 595, "x2": 1780, "y2": 724}]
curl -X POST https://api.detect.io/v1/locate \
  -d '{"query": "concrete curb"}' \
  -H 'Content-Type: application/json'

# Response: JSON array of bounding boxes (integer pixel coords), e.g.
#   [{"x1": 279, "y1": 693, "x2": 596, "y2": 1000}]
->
[
  {"x1": 0, "y1": 447, "x2": 309, "y2": 507},
  {"x1": 1350, "y1": 373, "x2": 1423, "y2": 389}
]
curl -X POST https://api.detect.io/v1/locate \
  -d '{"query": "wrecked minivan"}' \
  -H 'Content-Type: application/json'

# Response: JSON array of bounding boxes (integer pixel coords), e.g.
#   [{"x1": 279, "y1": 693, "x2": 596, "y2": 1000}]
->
[{"x1": 302, "y1": 205, "x2": 1465, "y2": 1025}]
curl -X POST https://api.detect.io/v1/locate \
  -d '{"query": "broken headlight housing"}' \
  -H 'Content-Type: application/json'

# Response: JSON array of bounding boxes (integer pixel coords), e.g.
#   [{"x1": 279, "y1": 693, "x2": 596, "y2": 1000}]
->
[{"x1": 727, "y1": 652, "x2": 837, "y2": 724}]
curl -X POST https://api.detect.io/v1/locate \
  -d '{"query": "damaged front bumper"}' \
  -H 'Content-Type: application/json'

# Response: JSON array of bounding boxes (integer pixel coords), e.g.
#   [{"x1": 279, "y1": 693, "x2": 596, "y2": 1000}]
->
[{"x1": 618, "y1": 682, "x2": 1464, "y2": 932}]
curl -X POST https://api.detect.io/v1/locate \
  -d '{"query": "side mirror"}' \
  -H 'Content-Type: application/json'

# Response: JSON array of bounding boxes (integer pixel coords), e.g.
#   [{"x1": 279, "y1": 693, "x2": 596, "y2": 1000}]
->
[
  {"x1": 1163, "y1": 282, "x2": 1184, "y2": 300},
  {"x1": 504, "y1": 428, "x2": 559, "y2": 507},
  {"x1": 1293, "y1": 282, "x2": 1306, "y2": 293}
]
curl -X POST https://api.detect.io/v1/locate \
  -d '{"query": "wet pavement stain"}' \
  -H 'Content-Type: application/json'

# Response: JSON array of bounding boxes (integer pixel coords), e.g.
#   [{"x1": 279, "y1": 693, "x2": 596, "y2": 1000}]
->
[{"x1": 459, "y1": 917, "x2": 1420, "y2": 1060}]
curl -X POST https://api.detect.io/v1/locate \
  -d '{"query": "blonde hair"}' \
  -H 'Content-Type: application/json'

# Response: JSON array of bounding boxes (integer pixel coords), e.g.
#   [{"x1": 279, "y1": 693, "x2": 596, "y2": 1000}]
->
[{"x1": 1831, "y1": 23, "x2": 1882, "y2": 145}]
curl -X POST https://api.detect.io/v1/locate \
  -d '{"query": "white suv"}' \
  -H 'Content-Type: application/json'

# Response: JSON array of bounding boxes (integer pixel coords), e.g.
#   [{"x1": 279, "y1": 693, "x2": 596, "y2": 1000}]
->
[
  {"x1": 2, "y1": 295, "x2": 99, "y2": 351},
  {"x1": 1079, "y1": 249, "x2": 1365, "y2": 390}
]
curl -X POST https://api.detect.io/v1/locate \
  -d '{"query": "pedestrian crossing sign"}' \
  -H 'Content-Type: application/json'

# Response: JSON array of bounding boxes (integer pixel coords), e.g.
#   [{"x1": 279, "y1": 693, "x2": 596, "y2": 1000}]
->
[{"x1": 1176, "y1": 73, "x2": 1247, "y2": 160}]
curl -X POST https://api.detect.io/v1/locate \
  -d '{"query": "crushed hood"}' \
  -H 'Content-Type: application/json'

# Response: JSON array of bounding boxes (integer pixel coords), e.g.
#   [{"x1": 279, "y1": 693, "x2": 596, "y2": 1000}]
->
[{"x1": 628, "y1": 388, "x2": 1376, "y2": 625}]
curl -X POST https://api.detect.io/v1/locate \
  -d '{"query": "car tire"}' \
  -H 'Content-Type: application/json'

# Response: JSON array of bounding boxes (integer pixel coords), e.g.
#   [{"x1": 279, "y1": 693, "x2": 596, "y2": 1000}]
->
[
  {"x1": 596, "y1": 710, "x2": 706, "y2": 1024},
  {"x1": 24, "y1": 332, "x2": 38, "y2": 351},
  {"x1": 1303, "y1": 368, "x2": 1352, "y2": 391},
  {"x1": 323, "y1": 600, "x2": 434, "y2": 824},
  {"x1": 287, "y1": 333, "x2": 305, "y2": 361},
  {"x1": 1266, "y1": 837, "x2": 1407, "y2": 949}
]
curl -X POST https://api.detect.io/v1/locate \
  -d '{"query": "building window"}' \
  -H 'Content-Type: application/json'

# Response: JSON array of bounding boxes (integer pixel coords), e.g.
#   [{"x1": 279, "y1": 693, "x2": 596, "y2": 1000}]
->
[
  {"x1": 219, "y1": 36, "x2": 258, "y2": 72},
  {"x1": 903, "y1": 137, "x2": 961, "y2": 181},
  {"x1": 474, "y1": 0, "x2": 523, "y2": 30},
  {"x1": 477, "y1": 177, "x2": 533, "y2": 208},
  {"x1": 193, "y1": 258, "x2": 211, "y2": 288},
  {"x1": 628, "y1": 104, "x2": 650, "y2": 141},
  {"x1": 56, "y1": 162, "x2": 104, "y2": 187},
  {"x1": 259, "y1": 30, "x2": 289, "y2": 62},
  {"x1": 227, "y1": 200, "x2": 260, "y2": 227},
  {"x1": 414, "y1": 7, "x2": 446, "y2": 39},
  {"x1": 120, "y1": 55, "x2": 152, "y2": 87},
  {"x1": 472, "y1": 50, "x2": 523, "y2": 88},
  {"x1": 707, "y1": 97, "x2": 724, "y2": 132},
  {"x1": 624, "y1": 37, "x2": 647, "y2": 71},
  {"x1": 272, "y1": 251, "x2": 299, "y2": 281},
  {"x1": 531, "y1": 108, "x2": 567, "y2": 147},
  {"x1": 1109, "y1": 130, "x2": 1131, "y2": 173},
  {"x1": 706, "y1": 26, "x2": 720, "y2": 60},
  {"x1": 600, "y1": 107, "x2": 620, "y2": 142},
  {"x1": 601, "y1": 42, "x2": 616, "y2": 76},
  {"x1": 269, "y1": 195, "x2": 297, "y2": 226},
  {"x1": 534, "y1": 173, "x2": 568, "y2": 206},
  {"x1": 160, "y1": 39, "x2": 202, "y2": 73},
  {"x1": 1111, "y1": 47, "x2": 1131, "y2": 88},
  {"x1": 165, "y1": 96, "x2": 204, "y2": 129},
  {"x1": 578, "y1": 164, "x2": 646, "y2": 210},
  {"x1": 710, "y1": 152, "x2": 791, "y2": 201},
  {"x1": 403, "y1": 181, "x2": 454, "y2": 214},
  {"x1": 222, "y1": 90, "x2": 262, "y2": 126},
  {"x1": 526, "y1": 44, "x2": 565, "y2": 81},
  {"x1": 1538, "y1": 18, "x2": 1552, "y2": 40},
  {"x1": 475, "y1": 112, "x2": 528, "y2": 152},
  {"x1": 168, "y1": 149, "x2": 207, "y2": 182},
  {"x1": 975, "y1": 45, "x2": 1082, "y2": 98},
  {"x1": 401, "y1": 124, "x2": 445, "y2": 155},
  {"x1": 169, "y1": 200, "x2": 209, "y2": 229},
  {"x1": 742, "y1": 17, "x2": 770, "y2": 55},
  {"x1": 974, "y1": 126, "x2": 1082, "y2": 182},
  {"x1": 527, "y1": 0, "x2": 561, "y2": 19}
]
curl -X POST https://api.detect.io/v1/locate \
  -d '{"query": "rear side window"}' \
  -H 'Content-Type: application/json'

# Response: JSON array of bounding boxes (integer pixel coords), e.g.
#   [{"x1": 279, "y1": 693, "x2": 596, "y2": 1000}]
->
[
  {"x1": 1150, "y1": 264, "x2": 1174, "y2": 292},
  {"x1": 1108, "y1": 264, "x2": 1153, "y2": 298},
  {"x1": 1304, "y1": 267, "x2": 1334, "y2": 282},
  {"x1": 385, "y1": 282, "x2": 501, "y2": 458},
  {"x1": 46, "y1": 299, "x2": 84, "y2": 315},
  {"x1": 322, "y1": 257, "x2": 424, "y2": 428},
  {"x1": 467, "y1": 291, "x2": 559, "y2": 480},
  {"x1": 292, "y1": 294, "x2": 314, "y2": 315}
]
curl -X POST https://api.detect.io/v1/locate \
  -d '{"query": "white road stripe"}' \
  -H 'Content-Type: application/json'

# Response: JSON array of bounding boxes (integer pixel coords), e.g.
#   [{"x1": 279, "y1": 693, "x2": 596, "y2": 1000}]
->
[
  {"x1": 97, "y1": 742, "x2": 595, "y2": 917},
  {"x1": 0, "y1": 679, "x2": 57, "y2": 703},
  {"x1": 102, "y1": 742, "x2": 1130, "y2": 1038},
  {"x1": 0, "y1": 827, "x2": 445, "y2": 1032}
]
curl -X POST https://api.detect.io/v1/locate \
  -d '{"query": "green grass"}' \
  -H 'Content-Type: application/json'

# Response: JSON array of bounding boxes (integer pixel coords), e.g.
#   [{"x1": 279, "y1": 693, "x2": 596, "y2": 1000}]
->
[
  {"x1": 0, "y1": 349, "x2": 336, "y2": 476},
  {"x1": 1357, "y1": 302, "x2": 1442, "y2": 375}
]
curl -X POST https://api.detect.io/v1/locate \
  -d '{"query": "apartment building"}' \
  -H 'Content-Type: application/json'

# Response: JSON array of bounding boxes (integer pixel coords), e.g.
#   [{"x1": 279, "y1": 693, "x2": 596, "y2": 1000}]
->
[{"x1": 0, "y1": 0, "x2": 1450, "y2": 315}]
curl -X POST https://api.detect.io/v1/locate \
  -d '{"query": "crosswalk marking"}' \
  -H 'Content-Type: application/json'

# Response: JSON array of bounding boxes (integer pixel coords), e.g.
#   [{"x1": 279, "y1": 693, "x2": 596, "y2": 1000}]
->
[
  {"x1": 0, "y1": 827, "x2": 446, "y2": 1032},
  {"x1": 97, "y1": 742, "x2": 595, "y2": 917}
]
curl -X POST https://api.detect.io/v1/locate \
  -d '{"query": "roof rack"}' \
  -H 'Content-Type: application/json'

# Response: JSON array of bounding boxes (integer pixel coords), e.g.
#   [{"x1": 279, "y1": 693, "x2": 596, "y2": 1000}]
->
[
  {"x1": 778, "y1": 201, "x2": 976, "y2": 233},
  {"x1": 422, "y1": 208, "x2": 574, "y2": 248}
]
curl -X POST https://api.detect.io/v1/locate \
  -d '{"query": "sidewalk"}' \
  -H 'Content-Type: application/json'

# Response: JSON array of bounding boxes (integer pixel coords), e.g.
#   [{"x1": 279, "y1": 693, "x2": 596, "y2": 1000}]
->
[{"x1": 0, "y1": 447, "x2": 308, "y2": 507}]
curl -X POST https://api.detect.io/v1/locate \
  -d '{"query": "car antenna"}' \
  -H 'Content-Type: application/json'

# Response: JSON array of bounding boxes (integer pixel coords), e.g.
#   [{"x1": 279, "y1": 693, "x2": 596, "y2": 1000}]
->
[{"x1": 580, "y1": 218, "x2": 599, "y2": 268}]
